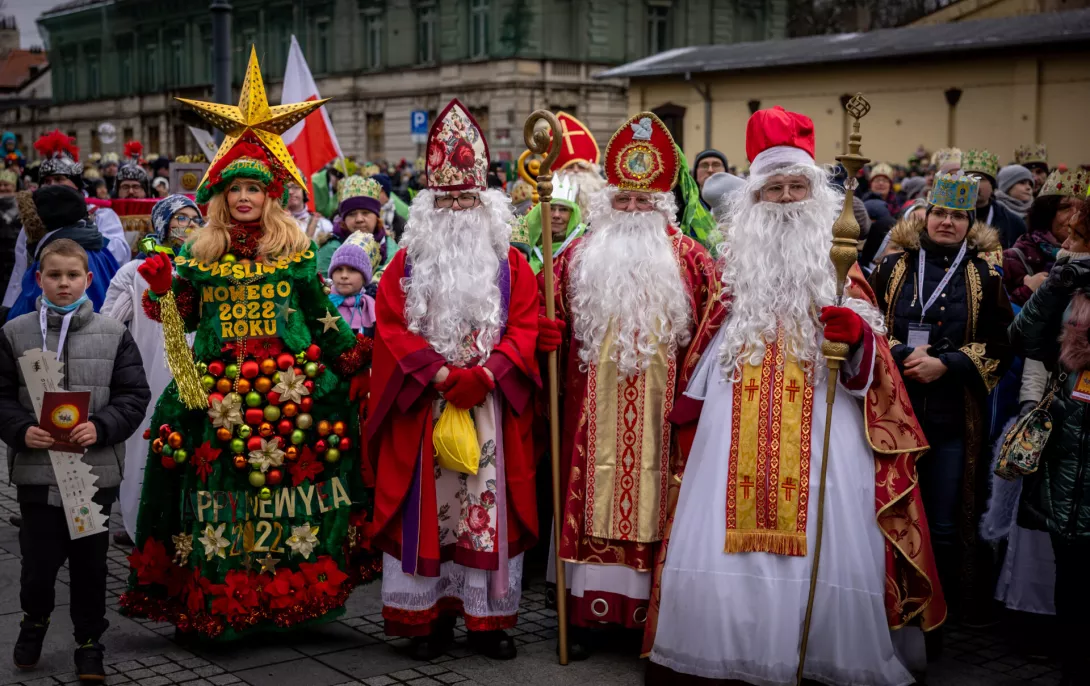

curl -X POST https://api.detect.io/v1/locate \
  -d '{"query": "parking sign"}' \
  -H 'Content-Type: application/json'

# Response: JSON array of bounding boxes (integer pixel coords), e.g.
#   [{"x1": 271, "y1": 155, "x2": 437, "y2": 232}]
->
[{"x1": 411, "y1": 110, "x2": 429, "y2": 144}]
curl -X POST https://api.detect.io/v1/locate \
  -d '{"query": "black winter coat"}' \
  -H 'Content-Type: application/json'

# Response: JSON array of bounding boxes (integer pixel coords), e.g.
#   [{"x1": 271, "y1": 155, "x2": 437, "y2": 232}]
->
[{"x1": 981, "y1": 198, "x2": 1027, "y2": 250}]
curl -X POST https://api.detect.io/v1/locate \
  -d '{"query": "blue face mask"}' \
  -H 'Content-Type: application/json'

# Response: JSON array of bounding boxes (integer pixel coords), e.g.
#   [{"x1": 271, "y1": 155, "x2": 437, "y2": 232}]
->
[{"x1": 42, "y1": 293, "x2": 88, "y2": 314}]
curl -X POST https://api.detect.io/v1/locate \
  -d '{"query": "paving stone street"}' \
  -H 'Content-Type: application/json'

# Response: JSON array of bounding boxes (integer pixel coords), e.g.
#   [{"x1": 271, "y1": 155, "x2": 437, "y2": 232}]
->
[{"x1": 0, "y1": 459, "x2": 1067, "y2": 686}]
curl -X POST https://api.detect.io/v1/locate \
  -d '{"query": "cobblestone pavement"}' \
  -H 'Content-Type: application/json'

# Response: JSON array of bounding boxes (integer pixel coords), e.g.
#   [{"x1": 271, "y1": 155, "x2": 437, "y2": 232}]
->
[{"x1": 0, "y1": 459, "x2": 1066, "y2": 686}]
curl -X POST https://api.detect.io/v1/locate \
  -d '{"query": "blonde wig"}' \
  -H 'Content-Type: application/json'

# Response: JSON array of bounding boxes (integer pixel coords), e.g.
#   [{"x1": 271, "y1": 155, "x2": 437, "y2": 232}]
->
[{"x1": 187, "y1": 179, "x2": 309, "y2": 264}]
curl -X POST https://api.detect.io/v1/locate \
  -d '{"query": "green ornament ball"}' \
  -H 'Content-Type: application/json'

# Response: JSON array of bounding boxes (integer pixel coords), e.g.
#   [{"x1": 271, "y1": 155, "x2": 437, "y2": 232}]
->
[
  {"x1": 263, "y1": 405, "x2": 281, "y2": 422},
  {"x1": 172, "y1": 448, "x2": 188, "y2": 464},
  {"x1": 304, "y1": 362, "x2": 318, "y2": 378},
  {"x1": 225, "y1": 363, "x2": 239, "y2": 380},
  {"x1": 324, "y1": 447, "x2": 341, "y2": 463},
  {"x1": 230, "y1": 438, "x2": 246, "y2": 454},
  {"x1": 259, "y1": 487, "x2": 272, "y2": 501},
  {"x1": 295, "y1": 413, "x2": 313, "y2": 430},
  {"x1": 196, "y1": 361, "x2": 208, "y2": 375},
  {"x1": 245, "y1": 391, "x2": 262, "y2": 408},
  {"x1": 161, "y1": 444, "x2": 174, "y2": 457},
  {"x1": 295, "y1": 351, "x2": 307, "y2": 365},
  {"x1": 327, "y1": 435, "x2": 340, "y2": 450},
  {"x1": 201, "y1": 374, "x2": 215, "y2": 391},
  {"x1": 222, "y1": 254, "x2": 237, "y2": 264},
  {"x1": 290, "y1": 429, "x2": 306, "y2": 445},
  {"x1": 237, "y1": 424, "x2": 252, "y2": 439},
  {"x1": 248, "y1": 471, "x2": 266, "y2": 488}
]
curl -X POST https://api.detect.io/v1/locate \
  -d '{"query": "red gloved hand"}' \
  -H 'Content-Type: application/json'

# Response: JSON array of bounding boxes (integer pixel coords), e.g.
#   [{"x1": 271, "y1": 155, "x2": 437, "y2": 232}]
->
[
  {"x1": 820, "y1": 306, "x2": 865, "y2": 345},
  {"x1": 349, "y1": 373, "x2": 369, "y2": 402},
  {"x1": 438, "y1": 366, "x2": 495, "y2": 410},
  {"x1": 537, "y1": 316, "x2": 566, "y2": 353},
  {"x1": 138, "y1": 253, "x2": 174, "y2": 295}
]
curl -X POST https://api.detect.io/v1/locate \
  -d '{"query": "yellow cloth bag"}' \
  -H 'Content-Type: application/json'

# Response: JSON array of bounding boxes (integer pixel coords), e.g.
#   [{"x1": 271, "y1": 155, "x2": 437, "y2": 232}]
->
[{"x1": 433, "y1": 404, "x2": 480, "y2": 475}]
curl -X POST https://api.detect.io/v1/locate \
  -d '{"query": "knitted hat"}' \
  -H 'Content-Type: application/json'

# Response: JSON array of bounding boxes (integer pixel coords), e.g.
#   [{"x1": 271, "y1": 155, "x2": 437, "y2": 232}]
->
[
  {"x1": 900, "y1": 176, "x2": 927, "y2": 200},
  {"x1": 151, "y1": 194, "x2": 202, "y2": 243},
  {"x1": 370, "y1": 173, "x2": 392, "y2": 197},
  {"x1": 328, "y1": 229, "x2": 379, "y2": 282},
  {"x1": 33, "y1": 184, "x2": 88, "y2": 231},
  {"x1": 338, "y1": 176, "x2": 382, "y2": 217},
  {"x1": 997, "y1": 164, "x2": 1033, "y2": 194},
  {"x1": 693, "y1": 149, "x2": 728, "y2": 175},
  {"x1": 852, "y1": 195, "x2": 872, "y2": 235}
]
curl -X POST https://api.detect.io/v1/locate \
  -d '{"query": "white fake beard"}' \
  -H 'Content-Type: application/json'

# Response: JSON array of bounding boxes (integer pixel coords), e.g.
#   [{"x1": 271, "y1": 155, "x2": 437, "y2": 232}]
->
[
  {"x1": 716, "y1": 165, "x2": 880, "y2": 381},
  {"x1": 570, "y1": 190, "x2": 692, "y2": 379},
  {"x1": 401, "y1": 188, "x2": 513, "y2": 364}
]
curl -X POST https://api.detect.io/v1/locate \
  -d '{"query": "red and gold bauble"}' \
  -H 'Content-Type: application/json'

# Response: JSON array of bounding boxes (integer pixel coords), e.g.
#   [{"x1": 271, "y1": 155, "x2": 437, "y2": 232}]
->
[
  {"x1": 260, "y1": 358, "x2": 277, "y2": 376},
  {"x1": 276, "y1": 353, "x2": 295, "y2": 371},
  {"x1": 167, "y1": 432, "x2": 184, "y2": 449},
  {"x1": 285, "y1": 445, "x2": 299, "y2": 461},
  {"x1": 207, "y1": 360, "x2": 225, "y2": 377},
  {"x1": 152, "y1": 438, "x2": 164, "y2": 454},
  {"x1": 233, "y1": 454, "x2": 248, "y2": 469},
  {"x1": 258, "y1": 421, "x2": 274, "y2": 438},
  {"x1": 215, "y1": 427, "x2": 233, "y2": 443},
  {"x1": 282, "y1": 402, "x2": 298, "y2": 418},
  {"x1": 266, "y1": 469, "x2": 283, "y2": 486},
  {"x1": 241, "y1": 360, "x2": 260, "y2": 379},
  {"x1": 254, "y1": 377, "x2": 272, "y2": 393},
  {"x1": 316, "y1": 420, "x2": 331, "y2": 437}
]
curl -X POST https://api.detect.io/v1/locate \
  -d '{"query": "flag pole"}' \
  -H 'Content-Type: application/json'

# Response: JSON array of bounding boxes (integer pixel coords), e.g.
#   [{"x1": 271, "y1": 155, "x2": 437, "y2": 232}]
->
[
  {"x1": 796, "y1": 93, "x2": 871, "y2": 686},
  {"x1": 523, "y1": 110, "x2": 568, "y2": 666}
]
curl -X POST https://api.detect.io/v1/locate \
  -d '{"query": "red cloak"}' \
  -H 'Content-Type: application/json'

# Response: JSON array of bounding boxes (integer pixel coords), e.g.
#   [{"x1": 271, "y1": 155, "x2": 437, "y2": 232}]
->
[{"x1": 365, "y1": 248, "x2": 542, "y2": 576}]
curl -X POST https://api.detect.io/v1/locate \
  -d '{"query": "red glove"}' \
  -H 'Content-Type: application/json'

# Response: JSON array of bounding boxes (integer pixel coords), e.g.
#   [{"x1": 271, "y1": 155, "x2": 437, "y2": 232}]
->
[
  {"x1": 437, "y1": 366, "x2": 495, "y2": 410},
  {"x1": 820, "y1": 306, "x2": 865, "y2": 345},
  {"x1": 138, "y1": 253, "x2": 174, "y2": 296},
  {"x1": 349, "y1": 373, "x2": 369, "y2": 402},
  {"x1": 538, "y1": 316, "x2": 566, "y2": 353}
]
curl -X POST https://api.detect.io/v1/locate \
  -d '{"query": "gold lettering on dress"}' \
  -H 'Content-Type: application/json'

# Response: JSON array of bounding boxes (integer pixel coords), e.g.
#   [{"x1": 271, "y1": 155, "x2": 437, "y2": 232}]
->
[
  {"x1": 196, "y1": 491, "x2": 213, "y2": 522},
  {"x1": 331, "y1": 477, "x2": 352, "y2": 509},
  {"x1": 275, "y1": 487, "x2": 296, "y2": 517}
]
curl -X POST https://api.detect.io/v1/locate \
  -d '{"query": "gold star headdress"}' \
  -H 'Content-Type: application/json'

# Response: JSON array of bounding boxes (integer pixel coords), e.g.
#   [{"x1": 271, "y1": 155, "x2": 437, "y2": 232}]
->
[{"x1": 177, "y1": 45, "x2": 328, "y2": 193}]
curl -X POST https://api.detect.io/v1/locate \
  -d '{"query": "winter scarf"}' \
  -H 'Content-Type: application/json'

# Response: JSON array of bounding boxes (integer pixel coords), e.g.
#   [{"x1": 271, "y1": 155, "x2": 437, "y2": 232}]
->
[{"x1": 994, "y1": 190, "x2": 1032, "y2": 220}]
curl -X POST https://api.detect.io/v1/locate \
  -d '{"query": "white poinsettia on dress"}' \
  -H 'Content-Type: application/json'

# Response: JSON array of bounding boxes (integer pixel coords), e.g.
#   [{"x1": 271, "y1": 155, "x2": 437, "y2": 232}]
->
[
  {"x1": 286, "y1": 524, "x2": 320, "y2": 559},
  {"x1": 198, "y1": 523, "x2": 230, "y2": 560},
  {"x1": 207, "y1": 393, "x2": 243, "y2": 432},
  {"x1": 272, "y1": 367, "x2": 310, "y2": 404},
  {"x1": 247, "y1": 437, "x2": 285, "y2": 473}
]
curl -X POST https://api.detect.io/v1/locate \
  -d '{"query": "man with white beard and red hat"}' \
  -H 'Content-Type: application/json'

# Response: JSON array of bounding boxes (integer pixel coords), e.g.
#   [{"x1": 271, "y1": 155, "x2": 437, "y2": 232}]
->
[
  {"x1": 643, "y1": 106, "x2": 946, "y2": 685},
  {"x1": 538, "y1": 112, "x2": 721, "y2": 659},
  {"x1": 366, "y1": 99, "x2": 541, "y2": 662}
]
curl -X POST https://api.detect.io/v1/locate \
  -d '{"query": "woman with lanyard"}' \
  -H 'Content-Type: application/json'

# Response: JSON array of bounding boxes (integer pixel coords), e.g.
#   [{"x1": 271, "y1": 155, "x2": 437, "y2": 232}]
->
[{"x1": 870, "y1": 171, "x2": 1014, "y2": 626}]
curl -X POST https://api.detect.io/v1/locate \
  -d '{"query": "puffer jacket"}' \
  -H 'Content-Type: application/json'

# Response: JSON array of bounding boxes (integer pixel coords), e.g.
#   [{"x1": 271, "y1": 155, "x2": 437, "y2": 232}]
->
[
  {"x1": 0, "y1": 298, "x2": 149, "y2": 489},
  {"x1": 1013, "y1": 255, "x2": 1090, "y2": 539},
  {"x1": 1003, "y1": 230, "x2": 1061, "y2": 307}
]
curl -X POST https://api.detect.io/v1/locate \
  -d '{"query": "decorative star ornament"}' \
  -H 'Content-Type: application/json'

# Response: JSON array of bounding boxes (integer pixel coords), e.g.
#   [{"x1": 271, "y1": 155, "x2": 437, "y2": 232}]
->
[
  {"x1": 272, "y1": 366, "x2": 310, "y2": 404},
  {"x1": 198, "y1": 523, "x2": 230, "y2": 560},
  {"x1": 172, "y1": 532, "x2": 194, "y2": 566},
  {"x1": 318, "y1": 309, "x2": 341, "y2": 333},
  {"x1": 258, "y1": 553, "x2": 281, "y2": 574},
  {"x1": 286, "y1": 524, "x2": 320, "y2": 559},
  {"x1": 176, "y1": 45, "x2": 329, "y2": 192}
]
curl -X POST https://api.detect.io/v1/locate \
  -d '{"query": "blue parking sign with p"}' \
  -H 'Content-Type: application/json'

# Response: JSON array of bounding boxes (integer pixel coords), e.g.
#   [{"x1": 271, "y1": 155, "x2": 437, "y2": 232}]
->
[{"x1": 411, "y1": 111, "x2": 429, "y2": 135}]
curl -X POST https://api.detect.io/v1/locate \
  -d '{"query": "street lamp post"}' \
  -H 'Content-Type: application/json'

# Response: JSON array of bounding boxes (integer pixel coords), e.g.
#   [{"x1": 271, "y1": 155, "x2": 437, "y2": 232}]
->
[{"x1": 210, "y1": 0, "x2": 233, "y2": 144}]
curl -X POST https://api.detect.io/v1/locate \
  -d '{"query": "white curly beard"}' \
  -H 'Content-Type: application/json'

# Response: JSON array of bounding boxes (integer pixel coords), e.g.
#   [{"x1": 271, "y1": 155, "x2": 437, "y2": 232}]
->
[
  {"x1": 400, "y1": 188, "x2": 513, "y2": 365},
  {"x1": 569, "y1": 188, "x2": 692, "y2": 379},
  {"x1": 716, "y1": 164, "x2": 883, "y2": 381}
]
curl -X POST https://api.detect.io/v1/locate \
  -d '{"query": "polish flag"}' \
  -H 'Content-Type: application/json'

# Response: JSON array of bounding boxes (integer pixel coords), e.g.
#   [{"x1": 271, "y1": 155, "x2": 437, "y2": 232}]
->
[{"x1": 281, "y1": 35, "x2": 343, "y2": 211}]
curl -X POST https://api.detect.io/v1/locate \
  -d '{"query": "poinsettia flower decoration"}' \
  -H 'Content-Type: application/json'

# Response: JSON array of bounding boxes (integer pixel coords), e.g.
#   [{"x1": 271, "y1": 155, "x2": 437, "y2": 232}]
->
[
  {"x1": 198, "y1": 523, "x2": 231, "y2": 560},
  {"x1": 272, "y1": 367, "x2": 309, "y2": 404},
  {"x1": 208, "y1": 393, "x2": 243, "y2": 432},
  {"x1": 248, "y1": 437, "x2": 285, "y2": 473},
  {"x1": 299, "y1": 556, "x2": 348, "y2": 598},
  {"x1": 289, "y1": 445, "x2": 323, "y2": 483},
  {"x1": 193, "y1": 441, "x2": 222, "y2": 484},
  {"x1": 128, "y1": 537, "x2": 171, "y2": 585},
  {"x1": 286, "y1": 524, "x2": 320, "y2": 559}
]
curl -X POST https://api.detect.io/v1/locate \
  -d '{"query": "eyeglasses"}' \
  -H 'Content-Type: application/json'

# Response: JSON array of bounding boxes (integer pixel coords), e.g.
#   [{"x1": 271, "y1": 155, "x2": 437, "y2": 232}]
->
[
  {"x1": 697, "y1": 160, "x2": 725, "y2": 172},
  {"x1": 930, "y1": 208, "x2": 970, "y2": 223},
  {"x1": 612, "y1": 194, "x2": 655, "y2": 210},
  {"x1": 172, "y1": 214, "x2": 204, "y2": 228},
  {"x1": 760, "y1": 182, "x2": 810, "y2": 201},
  {"x1": 434, "y1": 194, "x2": 480, "y2": 209}
]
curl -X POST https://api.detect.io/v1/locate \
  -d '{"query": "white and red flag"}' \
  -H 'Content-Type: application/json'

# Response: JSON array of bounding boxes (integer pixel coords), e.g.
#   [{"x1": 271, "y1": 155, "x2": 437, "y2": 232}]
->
[{"x1": 281, "y1": 35, "x2": 342, "y2": 210}]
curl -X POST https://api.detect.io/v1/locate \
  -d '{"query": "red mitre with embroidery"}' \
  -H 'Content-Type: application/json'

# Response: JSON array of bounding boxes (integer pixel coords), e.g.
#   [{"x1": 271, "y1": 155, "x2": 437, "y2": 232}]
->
[
  {"x1": 746, "y1": 106, "x2": 816, "y2": 175},
  {"x1": 553, "y1": 112, "x2": 600, "y2": 171},
  {"x1": 604, "y1": 112, "x2": 679, "y2": 193},
  {"x1": 426, "y1": 99, "x2": 490, "y2": 191}
]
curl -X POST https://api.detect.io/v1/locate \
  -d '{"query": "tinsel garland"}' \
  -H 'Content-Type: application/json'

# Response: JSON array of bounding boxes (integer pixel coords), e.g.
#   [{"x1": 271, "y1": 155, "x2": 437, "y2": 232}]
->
[{"x1": 159, "y1": 288, "x2": 206, "y2": 410}]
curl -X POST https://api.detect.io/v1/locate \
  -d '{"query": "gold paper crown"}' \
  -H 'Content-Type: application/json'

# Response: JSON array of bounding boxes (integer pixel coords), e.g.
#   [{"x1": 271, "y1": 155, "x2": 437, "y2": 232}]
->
[
  {"x1": 928, "y1": 171, "x2": 979, "y2": 211},
  {"x1": 510, "y1": 215, "x2": 532, "y2": 245},
  {"x1": 931, "y1": 147, "x2": 962, "y2": 170},
  {"x1": 869, "y1": 162, "x2": 894, "y2": 181},
  {"x1": 1014, "y1": 143, "x2": 1047, "y2": 167},
  {"x1": 1039, "y1": 168, "x2": 1089, "y2": 200},
  {"x1": 962, "y1": 149, "x2": 999, "y2": 180}
]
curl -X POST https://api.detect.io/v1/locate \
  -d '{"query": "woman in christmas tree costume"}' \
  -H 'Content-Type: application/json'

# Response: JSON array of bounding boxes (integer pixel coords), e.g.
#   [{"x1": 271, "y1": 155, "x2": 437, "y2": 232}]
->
[{"x1": 121, "y1": 52, "x2": 378, "y2": 639}]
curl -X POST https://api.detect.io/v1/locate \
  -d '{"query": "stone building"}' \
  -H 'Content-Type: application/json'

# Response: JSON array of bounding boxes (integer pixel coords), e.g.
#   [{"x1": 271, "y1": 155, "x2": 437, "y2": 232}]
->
[{"x1": 5, "y1": 0, "x2": 786, "y2": 164}]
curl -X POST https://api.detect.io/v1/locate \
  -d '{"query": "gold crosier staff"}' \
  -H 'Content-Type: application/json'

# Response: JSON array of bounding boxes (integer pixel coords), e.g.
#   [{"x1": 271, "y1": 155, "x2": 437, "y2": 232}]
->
[
  {"x1": 522, "y1": 110, "x2": 570, "y2": 665},
  {"x1": 796, "y1": 93, "x2": 871, "y2": 686}
]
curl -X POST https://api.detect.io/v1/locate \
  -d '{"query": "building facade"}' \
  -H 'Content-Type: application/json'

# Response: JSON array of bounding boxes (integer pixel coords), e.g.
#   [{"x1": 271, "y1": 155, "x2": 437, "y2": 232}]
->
[{"x1": 5, "y1": 0, "x2": 786, "y2": 164}]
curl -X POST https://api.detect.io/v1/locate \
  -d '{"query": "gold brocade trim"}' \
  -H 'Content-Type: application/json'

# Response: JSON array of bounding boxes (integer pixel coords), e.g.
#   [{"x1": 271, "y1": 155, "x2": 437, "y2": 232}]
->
[
  {"x1": 966, "y1": 261, "x2": 982, "y2": 340},
  {"x1": 884, "y1": 255, "x2": 908, "y2": 333},
  {"x1": 889, "y1": 337, "x2": 902, "y2": 347},
  {"x1": 960, "y1": 342, "x2": 1001, "y2": 392},
  {"x1": 725, "y1": 530, "x2": 807, "y2": 556}
]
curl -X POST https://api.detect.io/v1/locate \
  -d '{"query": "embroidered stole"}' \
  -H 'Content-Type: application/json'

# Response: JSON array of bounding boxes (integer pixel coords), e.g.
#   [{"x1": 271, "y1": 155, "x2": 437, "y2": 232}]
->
[
  {"x1": 725, "y1": 331, "x2": 815, "y2": 556},
  {"x1": 583, "y1": 328, "x2": 676, "y2": 544}
]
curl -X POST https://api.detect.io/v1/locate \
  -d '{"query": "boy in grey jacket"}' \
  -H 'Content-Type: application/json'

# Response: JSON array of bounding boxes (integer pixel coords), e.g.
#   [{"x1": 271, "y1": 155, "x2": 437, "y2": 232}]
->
[{"x1": 0, "y1": 238, "x2": 149, "y2": 683}]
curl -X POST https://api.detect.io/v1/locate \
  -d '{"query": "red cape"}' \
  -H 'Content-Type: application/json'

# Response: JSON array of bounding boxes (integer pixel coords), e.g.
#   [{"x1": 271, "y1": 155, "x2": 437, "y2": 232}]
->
[{"x1": 366, "y1": 248, "x2": 542, "y2": 576}]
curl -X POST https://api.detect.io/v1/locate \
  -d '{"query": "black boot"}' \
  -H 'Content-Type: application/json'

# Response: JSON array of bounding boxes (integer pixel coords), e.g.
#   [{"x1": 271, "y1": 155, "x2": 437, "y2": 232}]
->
[
  {"x1": 556, "y1": 626, "x2": 592, "y2": 661},
  {"x1": 467, "y1": 629, "x2": 517, "y2": 660},
  {"x1": 74, "y1": 640, "x2": 105, "y2": 682},
  {"x1": 409, "y1": 618, "x2": 454, "y2": 661},
  {"x1": 13, "y1": 615, "x2": 49, "y2": 669},
  {"x1": 112, "y1": 530, "x2": 133, "y2": 547}
]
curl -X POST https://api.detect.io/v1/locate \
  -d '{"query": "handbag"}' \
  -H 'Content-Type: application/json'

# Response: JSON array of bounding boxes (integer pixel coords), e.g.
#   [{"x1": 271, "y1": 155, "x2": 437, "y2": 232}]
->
[
  {"x1": 995, "y1": 372, "x2": 1066, "y2": 480},
  {"x1": 432, "y1": 403, "x2": 480, "y2": 475}
]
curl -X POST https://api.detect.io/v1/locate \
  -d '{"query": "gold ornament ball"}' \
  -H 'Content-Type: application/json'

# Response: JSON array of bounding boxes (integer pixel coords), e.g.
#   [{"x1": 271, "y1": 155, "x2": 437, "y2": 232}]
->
[
  {"x1": 254, "y1": 376, "x2": 273, "y2": 393},
  {"x1": 233, "y1": 454, "x2": 247, "y2": 469},
  {"x1": 296, "y1": 413, "x2": 314, "y2": 430},
  {"x1": 222, "y1": 254, "x2": 237, "y2": 264},
  {"x1": 248, "y1": 471, "x2": 266, "y2": 488},
  {"x1": 236, "y1": 378, "x2": 252, "y2": 394},
  {"x1": 332, "y1": 420, "x2": 347, "y2": 437},
  {"x1": 215, "y1": 377, "x2": 233, "y2": 395},
  {"x1": 259, "y1": 358, "x2": 278, "y2": 376},
  {"x1": 167, "y1": 431, "x2": 184, "y2": 449},
  {"x1": 258, "y1": 421, "x2": 275, "y2": 438},
  {"x1": 324, "y1": 447, "x2": 341, "y2": 463},
  {"x1": 215, "y1": 427, "x2": 233, "y2": 443},
  {"x1": 282, "y1": 402, "x2": 298, "y2": 418},
  {"x1": 316, "y1": 420, "x2": 331, "y2": 437}
]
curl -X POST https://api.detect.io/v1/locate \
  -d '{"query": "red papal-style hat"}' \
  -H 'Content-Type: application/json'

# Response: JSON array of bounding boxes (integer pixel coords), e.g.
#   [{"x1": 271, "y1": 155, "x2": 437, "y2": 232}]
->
[
  {"x1": 426, "y1": 99, "x2": 490, "y2": 192},
  {"x1": 553, "y1": 112, "x2": 600, "y2": 171},
  {"x1": 745, "y1": 106, "x2": 816, "y2": 176},
  {"x1": 603, "y1": 112, "x2": 680, "y2": 193}
]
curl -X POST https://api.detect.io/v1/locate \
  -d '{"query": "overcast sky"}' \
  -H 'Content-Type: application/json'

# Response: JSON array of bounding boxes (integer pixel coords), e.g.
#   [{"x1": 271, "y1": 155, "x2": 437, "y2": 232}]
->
[{"x1": 8, "y1": 0, "x2": 71, "y2": 49}]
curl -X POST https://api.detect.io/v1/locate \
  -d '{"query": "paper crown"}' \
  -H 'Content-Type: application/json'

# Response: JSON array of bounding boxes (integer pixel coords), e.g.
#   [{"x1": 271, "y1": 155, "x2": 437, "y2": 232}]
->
[
  {"x1": 87, "y1": 152, "x2": 102, "y2": 164},
  {"x1": 82, "y1": 167, "x2": 101, "y2": 180},
  {"x1": 196, "y1": 138, "x2": 278, "y2": 204},
  {"x1": 604, "y1": 112, "x2": 679, "y2": 193},
  {"x1": 509, "y1": 180, "x2": 533, "y2": 205},
  {"x1": 1039, "y1": 168, "x2": 1089, "y2": 200},
  {"x1": 338, "y1": 175, "x2": 383, "y2": 216},
  {"x1": 931, "y1": 147, "x2": 962, "y2": 170},
  {"x1": 928, "y1": 171, "x2": 979, "y2": 211},
  {"x1": 745, "y1": 106, "x2": 816, "y2": 164},
  {"x1": 553, "y1": 173, "x2": 579, "y2": 205},
  {"x1": 427, "y1": 99, "x2": 490, "y2": 191},
  {"x1": 869, "y1": 162, "x2": 894, "y2": 181},
  {"x1": 101, "y1": 152, "x2": 119, "y2": 165},
  {"x1": 961, "y1": 149, "x2": 999, "y2": 180},
  {"x1": 1014, "y1": 143, "x2": 1047, "y2": 167},
  {"x1": 553, "y1": 112, "x2": 600, "y2": 171},
  {"x1": 34, "y1": 130, "x2": 82, "y2": 179},
  {"x1": 361, "y1": 162, "x2": 380, "y2": 177},
  {"x1": 0, "y1": 168, "x2": 18, "y2": 185}
]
